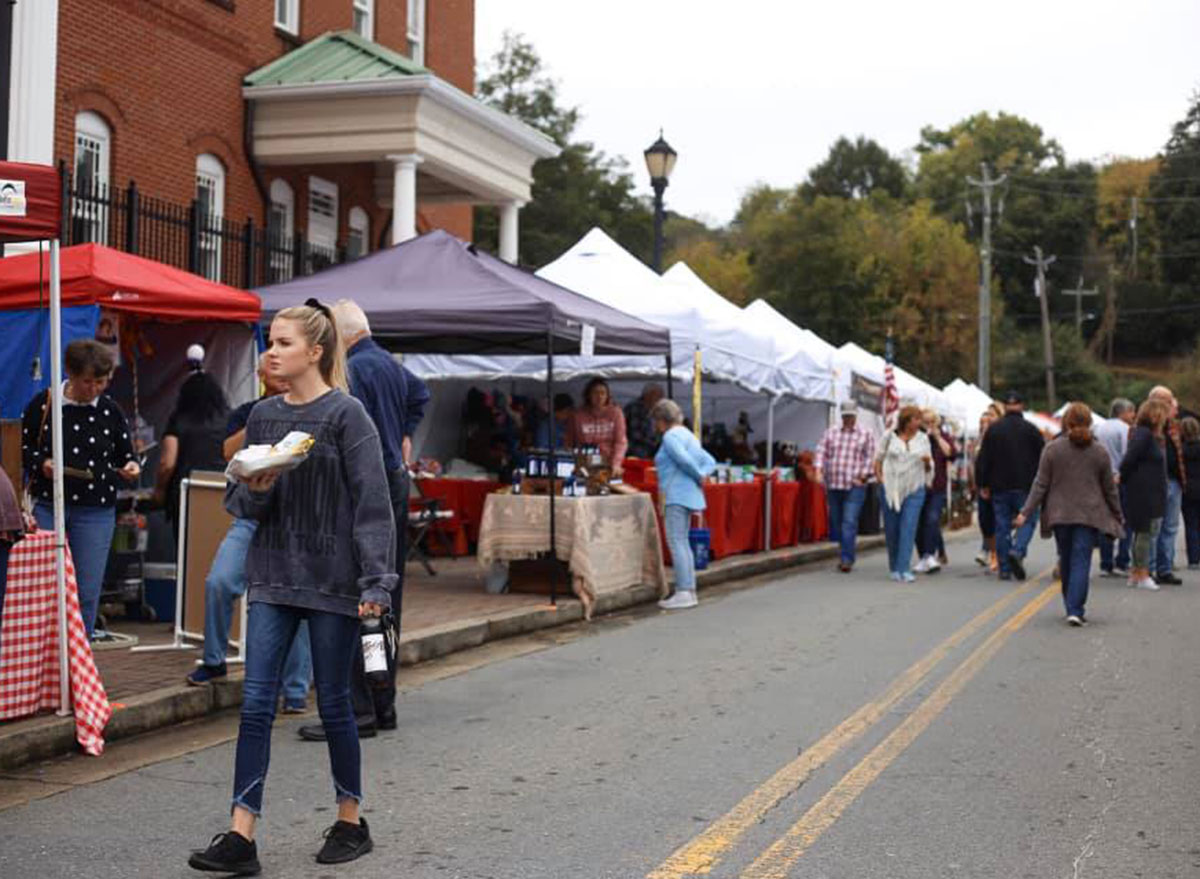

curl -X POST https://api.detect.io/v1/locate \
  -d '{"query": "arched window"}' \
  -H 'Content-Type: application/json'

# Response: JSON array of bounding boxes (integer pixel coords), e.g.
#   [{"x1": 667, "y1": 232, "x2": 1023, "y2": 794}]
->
[
  {"x1": 347, "y1": 206, "x2": 370, "y2": 260},
  {"x1": 195, "y1": 153, "x2": 226, "y2": 281},
  {"x1": 268, "y1": 179, "x2": 295, "y2": 282},
  {"x1": 73, "y1": 111, "x2": 111, "y2": 244}
]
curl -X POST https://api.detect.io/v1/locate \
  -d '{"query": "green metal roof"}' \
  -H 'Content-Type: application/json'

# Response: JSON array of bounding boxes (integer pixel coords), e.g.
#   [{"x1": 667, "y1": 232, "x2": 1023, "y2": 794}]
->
[{"x1": 244, "y1": 30, "x2": 429, "y2": 87}]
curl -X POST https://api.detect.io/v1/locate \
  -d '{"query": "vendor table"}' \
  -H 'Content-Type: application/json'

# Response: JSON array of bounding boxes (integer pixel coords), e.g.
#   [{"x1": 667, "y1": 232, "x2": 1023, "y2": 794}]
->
[
  {"x1": 797, "y1": 479, "x2": 830, "y2": 543},
  {"x1": 703, "y1": 481, "x2": 765, "y2": 559},
  {"x1": 477, "y1": 493, "x2": 668, "y2": 618},
  {"x1": 416, "y1": 477, "x2": 506, "y2": 551},
  {"x1": 0, "y1": 531, "x2": 111, "y2": 755}
]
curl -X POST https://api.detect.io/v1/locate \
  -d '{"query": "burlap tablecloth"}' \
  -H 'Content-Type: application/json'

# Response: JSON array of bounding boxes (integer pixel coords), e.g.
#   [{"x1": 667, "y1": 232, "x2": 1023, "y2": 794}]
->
[{"x1": 477, "y1": 493, "x2": 668, "y2": 617}]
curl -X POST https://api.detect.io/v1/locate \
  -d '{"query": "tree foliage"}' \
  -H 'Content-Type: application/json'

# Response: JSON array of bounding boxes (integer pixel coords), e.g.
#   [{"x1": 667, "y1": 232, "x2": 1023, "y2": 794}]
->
[
  {"x1": 802, "y1": 136, "x2": 908, "y2": 201},
  {"x1": 473, "y1": 32, "x2": 653, "y2": 267}
]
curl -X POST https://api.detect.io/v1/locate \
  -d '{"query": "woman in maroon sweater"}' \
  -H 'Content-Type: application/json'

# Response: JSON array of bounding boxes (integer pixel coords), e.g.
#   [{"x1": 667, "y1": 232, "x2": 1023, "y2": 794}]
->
[{"x1": 568, "y1": 378, "x2": 629, "y2": 477}]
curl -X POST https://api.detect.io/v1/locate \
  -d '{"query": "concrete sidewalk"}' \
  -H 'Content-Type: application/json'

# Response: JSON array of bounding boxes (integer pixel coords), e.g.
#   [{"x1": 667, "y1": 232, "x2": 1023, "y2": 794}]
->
[{"x1": 0, "y1": 534, "x2": 894, "y2": 770}]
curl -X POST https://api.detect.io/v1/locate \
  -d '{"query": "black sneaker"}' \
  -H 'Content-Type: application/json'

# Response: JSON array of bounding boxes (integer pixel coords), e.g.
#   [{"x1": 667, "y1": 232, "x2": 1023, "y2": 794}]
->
[
  {"x1": 1155, "y1": 572, "x2": 1183, "y2": 586},
  {"x1": 1008, "y1": 552, "x2": 1027, "y2": 581},
  {"x1": 316, "y1": 818, "x2": 374, "y2": 865},
  {"x1": 188, "y1": 831, "x2": 261, "y2": 875}
]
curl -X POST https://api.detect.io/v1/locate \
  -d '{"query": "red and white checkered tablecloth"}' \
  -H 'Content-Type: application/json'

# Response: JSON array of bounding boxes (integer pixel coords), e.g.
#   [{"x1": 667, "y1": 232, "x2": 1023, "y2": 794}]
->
[{"x1": 0, "y1": 530, "x2": 111, "y2": 755}]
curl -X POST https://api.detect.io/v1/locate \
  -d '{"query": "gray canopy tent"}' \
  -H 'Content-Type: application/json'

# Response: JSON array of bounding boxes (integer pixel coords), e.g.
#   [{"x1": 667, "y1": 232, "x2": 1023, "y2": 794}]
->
[{"x1": 256, "y1": 230, "x2": 673, "y2": 604}]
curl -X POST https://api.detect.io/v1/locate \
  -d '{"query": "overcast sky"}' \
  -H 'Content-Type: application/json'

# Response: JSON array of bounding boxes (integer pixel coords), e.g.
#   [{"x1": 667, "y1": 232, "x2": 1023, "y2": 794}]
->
[{"x1": 476, "y1": 0, "x2": 1200, "y2": 226}]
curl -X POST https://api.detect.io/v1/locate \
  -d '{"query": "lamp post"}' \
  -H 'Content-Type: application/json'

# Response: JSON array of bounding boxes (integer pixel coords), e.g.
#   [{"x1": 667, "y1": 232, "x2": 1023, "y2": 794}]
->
[{"x1": 643, "y1": 131, "x2": 677, "y2": 274}]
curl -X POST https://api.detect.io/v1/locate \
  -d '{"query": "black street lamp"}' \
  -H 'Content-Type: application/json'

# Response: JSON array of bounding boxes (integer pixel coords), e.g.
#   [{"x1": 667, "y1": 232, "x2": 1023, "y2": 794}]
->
[{"x1": 643, "y1": 131, "x2": 677, "y2": 274}]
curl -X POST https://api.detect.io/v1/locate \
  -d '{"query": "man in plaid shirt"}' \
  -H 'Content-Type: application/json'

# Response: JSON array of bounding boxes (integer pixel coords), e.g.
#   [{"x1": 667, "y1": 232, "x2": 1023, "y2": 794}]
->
[{"x1": 816, "y1": 402, "x2": 877, "y2": 572}]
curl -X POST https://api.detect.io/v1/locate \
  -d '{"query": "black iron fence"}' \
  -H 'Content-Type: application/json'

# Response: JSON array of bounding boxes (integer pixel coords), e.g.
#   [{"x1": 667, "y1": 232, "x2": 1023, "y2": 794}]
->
[{"x1": 59, "y1": 163, "x2": 342, "y2": 289}]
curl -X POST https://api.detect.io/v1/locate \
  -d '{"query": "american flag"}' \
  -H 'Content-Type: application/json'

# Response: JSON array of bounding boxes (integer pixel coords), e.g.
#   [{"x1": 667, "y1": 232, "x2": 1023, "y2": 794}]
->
[{"x1": 882, "y1": 361, "x2": 900, "y2": 428}]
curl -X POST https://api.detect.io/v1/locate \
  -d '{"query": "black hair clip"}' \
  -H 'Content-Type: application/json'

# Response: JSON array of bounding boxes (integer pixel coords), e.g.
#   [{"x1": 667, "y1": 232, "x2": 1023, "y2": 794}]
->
[{"x1": 305, "y1": 297, "x2": 332, "y2": 319}]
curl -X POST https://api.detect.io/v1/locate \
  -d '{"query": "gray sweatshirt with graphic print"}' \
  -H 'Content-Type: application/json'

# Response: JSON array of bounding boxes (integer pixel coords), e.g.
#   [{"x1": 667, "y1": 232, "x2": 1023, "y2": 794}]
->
[{"x1": 225, "y1": 390, "x2": 397, "y2": 617}]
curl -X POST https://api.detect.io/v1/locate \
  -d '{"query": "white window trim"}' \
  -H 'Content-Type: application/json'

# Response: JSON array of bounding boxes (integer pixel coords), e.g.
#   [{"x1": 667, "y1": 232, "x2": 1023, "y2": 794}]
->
[
  {"x1": 347, "y1": 206, "x2": 370, "y2": 259},
  {"x1": 275, "y1": 0, "x2": 300, "y2": 35},
  {"x1": 307, "y1": 175, "x2": 339, "y2": 251},
  {"x1": 407, "y1": 0, "x2": 425, "y2": 65},
  {"x1": 72, "y1": 111, "x2": 112, "y2": 245},
  {"x1": 268, "y1": 179, "x2": 295, "y2": 280},
  {"x1": 196, "y1": 153, "x2": 226, "y2": 281},
  {"x1": 352, "y1": 0, "x2": 374, "y2": 40}
]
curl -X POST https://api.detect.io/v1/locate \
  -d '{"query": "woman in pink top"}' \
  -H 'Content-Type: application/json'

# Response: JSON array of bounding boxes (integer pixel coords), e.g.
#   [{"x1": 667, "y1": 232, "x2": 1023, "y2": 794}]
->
[{"x1": 569, "y1": 378, "x2": 629, "y2": 476}]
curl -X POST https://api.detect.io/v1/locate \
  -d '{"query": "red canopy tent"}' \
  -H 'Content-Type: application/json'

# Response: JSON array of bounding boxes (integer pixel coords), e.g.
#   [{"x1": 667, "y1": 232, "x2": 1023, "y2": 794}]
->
[{"x1": 0, "y1": 242, "x2": 260, "y2": 321}]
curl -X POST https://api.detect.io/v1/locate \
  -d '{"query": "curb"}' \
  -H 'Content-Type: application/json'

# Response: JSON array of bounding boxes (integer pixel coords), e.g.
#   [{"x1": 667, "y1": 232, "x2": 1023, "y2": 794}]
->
[{"x1": 0, "y1": 531, "x2": 903, "y2": 770}]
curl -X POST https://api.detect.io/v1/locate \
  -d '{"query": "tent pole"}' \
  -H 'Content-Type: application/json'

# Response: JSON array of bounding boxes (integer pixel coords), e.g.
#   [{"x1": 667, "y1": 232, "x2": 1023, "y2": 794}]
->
[
  {"x1": 49, "y1": 238, "x2": 70, "y2": 716},
  {"x1": 764, "y1": 394, "x2": 776, "y2": 552},
  {"x1": 546, "y1": 327, "x2": 556, "y2": 608},
  {"x1": 665, "y1": 353, "x2": 673, "y2": 401}
]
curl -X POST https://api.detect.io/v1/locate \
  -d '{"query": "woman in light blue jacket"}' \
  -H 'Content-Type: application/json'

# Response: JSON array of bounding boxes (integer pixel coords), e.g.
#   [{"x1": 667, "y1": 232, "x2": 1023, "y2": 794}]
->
[{"x1": 653, "y1": 399, "x2": 717, "y2": 609}]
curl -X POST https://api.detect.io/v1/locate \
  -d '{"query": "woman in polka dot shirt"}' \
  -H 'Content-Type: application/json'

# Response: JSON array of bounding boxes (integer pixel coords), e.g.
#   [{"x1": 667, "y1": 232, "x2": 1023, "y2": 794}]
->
[{"x1": 21, "y1": 339, "x2": 140, "y2": 636}]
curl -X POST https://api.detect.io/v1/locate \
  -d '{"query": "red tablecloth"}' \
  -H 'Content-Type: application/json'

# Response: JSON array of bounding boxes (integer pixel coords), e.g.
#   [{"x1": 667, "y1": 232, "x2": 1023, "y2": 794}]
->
[
  {"x1": 797, "y1": 480, "x2": 829, "y2": 543},
  {"x1": 770, "y1": 480, "x2": 802, "y2": 549},
  {"x1": 0, "y1": 531, "x2": 111, "y2": 755},
  {"x1": 416, "y1": 478, "x2": 505, "y2": 546},
  {"x1": 703, "y1": 481, "x2": 765, "y2": 560}
]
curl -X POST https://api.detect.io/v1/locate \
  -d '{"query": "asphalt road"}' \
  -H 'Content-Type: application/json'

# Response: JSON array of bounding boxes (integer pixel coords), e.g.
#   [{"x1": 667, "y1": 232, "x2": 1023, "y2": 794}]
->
[{"x1": 2, "y1": 533, "x2": 1199, "y2": 879}]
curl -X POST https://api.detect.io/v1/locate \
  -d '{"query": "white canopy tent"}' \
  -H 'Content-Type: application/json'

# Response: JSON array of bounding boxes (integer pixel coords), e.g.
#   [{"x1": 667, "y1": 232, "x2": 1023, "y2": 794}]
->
[
  {"x1": 943, "y1": 379, "x2": 997, "y2": 435},
  {"x1": 836, "y1": 342, "x2": 958, "y2": 418},
  {"x1": 661, "y1": 264, "x2": 834, "y2": 403}
]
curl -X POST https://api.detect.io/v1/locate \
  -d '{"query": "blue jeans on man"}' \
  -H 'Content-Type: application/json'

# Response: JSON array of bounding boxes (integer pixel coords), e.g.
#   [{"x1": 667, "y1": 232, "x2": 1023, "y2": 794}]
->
[
  {"x1": 232, "y1": 602, "x2": 360, "y2": 815},
  {"x1": 1099, "y1": 483, "x2": 1131, "y2": 573},
  {"x1": 827, "y1": 484, "x2": 868, "y2": 567},
  {"x1": 204, "y1": 518, "x2": 311, "y2": 700},
  {"x1": 1155, "y1": 478, "x2": 1183, "y2": 577},
  {"x1": 916, "y1": 490, "x2": 947, "y2": 560},
  {"x1": 34, "y1": 502, "x2": 115, "y2": 637},
  {"x1": 992, "y1": 490, "x2": 1038, "y2": 578},
  {"x1": 1054, "y1": 524, "x2": 1097, "y2": 619},
  {"x1": 883, "y1": 486, "x2": 926, "y2": 577}
]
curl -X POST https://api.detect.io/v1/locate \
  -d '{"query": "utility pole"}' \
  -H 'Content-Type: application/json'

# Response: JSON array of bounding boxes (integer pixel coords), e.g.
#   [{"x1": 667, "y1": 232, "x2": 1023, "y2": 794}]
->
[
  {"x1": 1061, "y1": 276, "x2": 1098, "y2": 337},
  {"x1": 1130, "y1": 196, "x2": 1139, "y2": 280},
  {"x1": 966, "y1": 163, "x2": 1006, "y2": 395},
  {"x1": 1024, "y1": 246, "x2": 1057, "y2": 410}
]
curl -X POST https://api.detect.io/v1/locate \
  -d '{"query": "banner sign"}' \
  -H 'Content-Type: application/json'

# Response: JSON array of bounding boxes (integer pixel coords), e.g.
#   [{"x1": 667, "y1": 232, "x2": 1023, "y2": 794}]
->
[
  {"x1": 850, "y1": 371, "x2": 885, "y2": 413},
  {"x1": 0, "y1": 162, "x2": 61, "y2": 242}
]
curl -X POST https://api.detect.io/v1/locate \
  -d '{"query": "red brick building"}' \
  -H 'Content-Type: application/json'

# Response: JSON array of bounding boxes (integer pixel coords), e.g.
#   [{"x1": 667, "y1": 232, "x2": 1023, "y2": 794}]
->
[{"x1": 7, "y1": 0, "x2": 556, "y2": 281}]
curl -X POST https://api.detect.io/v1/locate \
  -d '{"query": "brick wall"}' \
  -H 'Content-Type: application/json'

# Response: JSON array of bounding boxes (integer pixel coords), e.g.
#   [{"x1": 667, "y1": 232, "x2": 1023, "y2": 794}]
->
[{"x1": 54, "y1": 0, "x2": 475, "y2": 251}]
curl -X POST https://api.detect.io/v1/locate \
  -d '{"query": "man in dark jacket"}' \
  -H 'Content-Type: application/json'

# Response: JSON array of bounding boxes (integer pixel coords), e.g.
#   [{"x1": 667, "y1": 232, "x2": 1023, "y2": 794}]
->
[
  {"x1": 299, "y1": 299, "x2": 431, "y2": 742},
  {"x1": 975, "y1": 391, "x2": 1045, "y2": 580}
]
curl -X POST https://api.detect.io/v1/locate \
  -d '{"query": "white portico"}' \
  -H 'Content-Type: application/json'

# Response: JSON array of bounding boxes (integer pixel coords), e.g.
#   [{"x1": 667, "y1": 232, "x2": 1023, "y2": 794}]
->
[{"x1": 242, "y1": 30, "x2": 557, "y2": 260}]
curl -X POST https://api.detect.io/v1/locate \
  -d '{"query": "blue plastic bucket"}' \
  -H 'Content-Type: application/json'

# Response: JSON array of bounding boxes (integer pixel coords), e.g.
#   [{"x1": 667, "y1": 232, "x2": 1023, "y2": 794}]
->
[{"x1": 688, "y1": 527, "x2": 711, "y2": 570}]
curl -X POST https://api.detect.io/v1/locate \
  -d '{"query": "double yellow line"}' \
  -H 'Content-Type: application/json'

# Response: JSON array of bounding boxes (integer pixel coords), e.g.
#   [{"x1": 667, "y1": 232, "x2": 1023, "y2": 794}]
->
[{"x1": 648, "y1": 568, "x2": 1059, "y2": 879}]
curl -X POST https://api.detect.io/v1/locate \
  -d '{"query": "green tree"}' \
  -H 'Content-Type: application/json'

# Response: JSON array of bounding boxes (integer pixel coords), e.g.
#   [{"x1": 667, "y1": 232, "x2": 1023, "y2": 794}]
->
[
  {"x1": 913, "y1": 112, "x2": 1097, "y2": 322},
  {"x1": 739, "y1": 188, "x2": 977, "y2": 384},
  {"x1": 1151, "y1": 90, "x2": 1200, "y2": 288},
  {"x1": 802, "y1": 136, "x2": 908, "y2": 201},
  {"x1": 473, "y1": 32, "x2": 653, "y2": 267}
]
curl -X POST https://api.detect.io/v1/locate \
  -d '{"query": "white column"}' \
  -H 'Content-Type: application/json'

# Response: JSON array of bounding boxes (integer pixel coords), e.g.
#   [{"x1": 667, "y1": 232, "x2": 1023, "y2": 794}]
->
[
  {"x1": 387, "y1": 154, "x2": 422, "y2": 245},
  {"x1": 498, "y1": 201, "x2": 523, "y2": 263},
  {"x1": 9, "y1": 0, "x2": 60, "y2": 163}
]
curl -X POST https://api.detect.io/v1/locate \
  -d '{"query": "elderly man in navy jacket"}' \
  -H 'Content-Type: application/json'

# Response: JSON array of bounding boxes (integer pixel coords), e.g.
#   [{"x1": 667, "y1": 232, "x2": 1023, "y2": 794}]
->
[{"x1": 299, "y1": 299, "x2": 430, "y2": 741}]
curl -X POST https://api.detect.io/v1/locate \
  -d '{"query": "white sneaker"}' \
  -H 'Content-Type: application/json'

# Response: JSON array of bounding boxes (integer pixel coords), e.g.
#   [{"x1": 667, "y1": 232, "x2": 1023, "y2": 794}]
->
[
  {"x1": 901, "y1": 571, "x2": 917, "y2": 583},
  {"x1": 925, "y1": 557, "x2": 942, "y2": 574},
  {"x1": 890, "y1": 572, "x2": 903, "y2": 582},
  {"x1": 658, "y1": 591, "x2": 699, "y2": 610},
  {"x1": 974, "y1": 551, "x2": 988, "y2": 567},
  {"x1": 1135, "y1": 578, "x2": 1160, "y2": 591},
  {"x1": 913, "y1": 557, "x2": 929, "y2": 573},
  {"x1": 1066, "y1": 615, "x2": 1085, "y2": 627}
]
